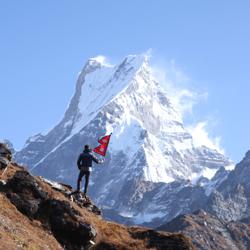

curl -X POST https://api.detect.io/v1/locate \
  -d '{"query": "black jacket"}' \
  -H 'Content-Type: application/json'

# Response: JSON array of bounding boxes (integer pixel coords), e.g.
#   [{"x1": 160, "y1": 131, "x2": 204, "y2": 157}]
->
[{"x1": 77, "y1": 150, "x2": 100, "y2": 171}]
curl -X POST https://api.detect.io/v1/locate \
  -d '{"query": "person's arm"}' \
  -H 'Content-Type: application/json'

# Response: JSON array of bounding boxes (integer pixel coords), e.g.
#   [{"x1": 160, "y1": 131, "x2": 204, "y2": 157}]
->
[
  {"x1": 91, "y1": 154, "x2": 103, "y2": 164},
  {"x1": 77, "y1": 154, "x2": 82, "y2": 169}
]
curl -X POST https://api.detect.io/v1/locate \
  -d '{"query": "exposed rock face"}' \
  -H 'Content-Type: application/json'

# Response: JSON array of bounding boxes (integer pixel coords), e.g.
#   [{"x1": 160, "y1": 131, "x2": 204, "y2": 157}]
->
[
  {"x1": 2, "y1": 168, "x2": 97, "y2": 249},
  {"x1": 0, "y1": 163, "x2": 196, "y2": 250},
  {"x1": 103, "y1": 179, "x2": 208, "y2": 227},
  {"x1": 15, "y1": 54, "x2": 232, "y2": 225},
  {"x1": 156, "y1": 151, "x2": 250, "y2": 249},
  {"x1": 0, "y1": 142, "x2": 12, "y2": 169},
  {"x1": 158, "y1": 210, "x2": 250, "y2": 250},
  {"x1": 128, "y1": 227, "x2": 196, "y2": 250},
  {"x1": 207, "y1": 151, "x2": 250, "y2": 222},
  {"x1": 38, "y1": 199, "x2": 97, "y2": 248},
  {"x1": 0, "y1": 140, "x2": 15, "y2": 155}
]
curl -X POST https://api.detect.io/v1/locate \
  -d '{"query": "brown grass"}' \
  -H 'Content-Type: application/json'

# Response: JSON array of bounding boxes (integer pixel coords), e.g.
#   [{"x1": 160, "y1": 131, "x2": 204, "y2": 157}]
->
[
  {"x1": 0, "y1": 193, "x2": 62, "y2": 250},
  {"x1": 0, "y1": 164, "x2": 195, "y2": 250}
]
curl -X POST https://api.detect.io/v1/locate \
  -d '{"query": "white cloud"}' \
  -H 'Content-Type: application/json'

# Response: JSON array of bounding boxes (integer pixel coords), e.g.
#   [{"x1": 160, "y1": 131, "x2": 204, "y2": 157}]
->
[
  {"x1": 187, "y1": 121, "x2": 224, "y2": 154},
  {"x1": 151, "y1": 58, "x2": 224, "y2": 154},
  {"x1": 151, "y1": 60, "x2": 208, "y2": 117},
  {"x1": 90, "y1": 55, "x2": 113, "y2": 67}
]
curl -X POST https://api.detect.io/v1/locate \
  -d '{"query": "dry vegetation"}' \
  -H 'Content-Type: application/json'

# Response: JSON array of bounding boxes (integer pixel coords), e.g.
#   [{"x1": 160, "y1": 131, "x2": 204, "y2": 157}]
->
[{"x1": 0, "y1": 164, "x2": 195, "y2": 250}]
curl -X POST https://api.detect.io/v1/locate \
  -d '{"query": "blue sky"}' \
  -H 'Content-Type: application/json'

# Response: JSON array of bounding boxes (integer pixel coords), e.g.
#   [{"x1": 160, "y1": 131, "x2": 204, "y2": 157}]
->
[{"x1": 0, "y1": 1, "x2": 249, "y2": 162}]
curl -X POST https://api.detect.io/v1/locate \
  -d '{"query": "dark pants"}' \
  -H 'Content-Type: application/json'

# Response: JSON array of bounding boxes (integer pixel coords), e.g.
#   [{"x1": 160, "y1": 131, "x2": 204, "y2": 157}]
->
[{"x1": 77, "y1": 169, "x2": 90, "y2": 194}]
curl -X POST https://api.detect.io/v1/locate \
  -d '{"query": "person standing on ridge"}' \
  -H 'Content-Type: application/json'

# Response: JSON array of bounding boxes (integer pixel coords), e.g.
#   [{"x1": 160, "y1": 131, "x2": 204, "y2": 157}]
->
[{"x1": 76, "y1": 144, "x2": 103, "y2": 196}]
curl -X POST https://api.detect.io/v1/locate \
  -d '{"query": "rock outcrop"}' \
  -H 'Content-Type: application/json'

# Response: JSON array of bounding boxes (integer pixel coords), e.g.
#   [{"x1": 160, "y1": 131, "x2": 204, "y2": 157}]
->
[
  {"x1": 158, "y1": 210, "x2": 250, "y2": 250},
  {"x1": 0, "y1": 163, "x2": 195, "y2": 250},
  {"x1": 0, "y1": 142, "x2": 12, "y2": 170},
  {"x1": 207, "y1": 151, "x2": 250, "y2": 222}
]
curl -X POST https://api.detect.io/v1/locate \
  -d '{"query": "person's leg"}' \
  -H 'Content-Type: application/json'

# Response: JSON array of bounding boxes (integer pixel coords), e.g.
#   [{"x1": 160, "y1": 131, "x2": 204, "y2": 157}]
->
[
  {"x1": 84, "y1": 171, "x2": 90, "y2": 195},
  {"x1": 77, "y1": 170, "x2": 84, "y2": 192}
]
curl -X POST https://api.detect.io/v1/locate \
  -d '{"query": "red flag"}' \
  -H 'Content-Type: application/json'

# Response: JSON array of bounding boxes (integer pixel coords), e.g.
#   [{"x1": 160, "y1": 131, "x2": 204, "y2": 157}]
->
[
  {"x1": 98, "y1": 135, "x2": 111, "y2": 145},
  {"x1": 93, "y1": 134, "x2": 112, "y2": 156}
]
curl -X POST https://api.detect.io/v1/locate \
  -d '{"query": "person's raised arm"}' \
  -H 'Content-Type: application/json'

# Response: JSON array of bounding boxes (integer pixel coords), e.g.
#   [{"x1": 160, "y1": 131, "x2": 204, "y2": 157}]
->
[{"x1": 92, "y1": 154, "x2": 103, "y2": 164}]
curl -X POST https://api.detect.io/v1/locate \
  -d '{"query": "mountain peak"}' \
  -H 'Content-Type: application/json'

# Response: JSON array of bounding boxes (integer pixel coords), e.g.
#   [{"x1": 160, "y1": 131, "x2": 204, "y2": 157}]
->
[
  {"x1": 244, "y1": 150, "x2": 250, "y2": 161},
  {"x1": 87, "y1": 55, "x2": 112, "y2": 68},
  {"x1": 84, "y1": 52, "x2": 150, "y2": 75},
  {"x1": 15, "y1": 53, "x2": 232, "y2": 226},
  {"x1": 122, "y1": 52, "x2": 150, "y2": 68}
]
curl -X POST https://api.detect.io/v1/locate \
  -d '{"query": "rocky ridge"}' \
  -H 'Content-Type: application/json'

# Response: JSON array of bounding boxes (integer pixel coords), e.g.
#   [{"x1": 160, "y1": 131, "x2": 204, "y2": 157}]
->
[
  {"x1": 157, "y1": 150, "x2": 250, "y2": 250},
  {"x1": 207, "y1": 150, "x2": 250, "y2": 222},
  {"x1": 158, "y1": 210, "x2": 250, "y2": 250},
  {"x1": 0, "y1": 162, "x2": 195, "y2": 250}
]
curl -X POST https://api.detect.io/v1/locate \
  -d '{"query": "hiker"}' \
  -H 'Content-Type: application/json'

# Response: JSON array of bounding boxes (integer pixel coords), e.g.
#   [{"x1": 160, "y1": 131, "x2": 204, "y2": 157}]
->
[{"x1": 76, "y1": 144, "x2": 103, "y2": 195}]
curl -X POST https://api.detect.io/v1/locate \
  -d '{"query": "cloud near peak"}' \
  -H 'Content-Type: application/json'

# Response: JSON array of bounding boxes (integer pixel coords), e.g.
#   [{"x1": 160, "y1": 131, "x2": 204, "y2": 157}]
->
[
  {"x1": 151, "y1": 58, "x2": 224, "y2": 154},
  {"x1": 187, "y1": 122, "x2": 224, "y2": 154}
]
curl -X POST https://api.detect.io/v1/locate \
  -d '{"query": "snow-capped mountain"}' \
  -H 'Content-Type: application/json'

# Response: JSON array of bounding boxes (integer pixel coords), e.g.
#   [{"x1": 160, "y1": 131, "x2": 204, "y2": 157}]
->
[{"x1": 15, "y1": 53, "x2": 233, "y2": 225}]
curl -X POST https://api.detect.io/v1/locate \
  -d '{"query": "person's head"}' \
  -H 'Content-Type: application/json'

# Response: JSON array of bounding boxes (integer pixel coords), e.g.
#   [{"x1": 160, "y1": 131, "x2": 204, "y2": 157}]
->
[{"x1": 84, "y1": 144, "x2": 91, "y2": 152}]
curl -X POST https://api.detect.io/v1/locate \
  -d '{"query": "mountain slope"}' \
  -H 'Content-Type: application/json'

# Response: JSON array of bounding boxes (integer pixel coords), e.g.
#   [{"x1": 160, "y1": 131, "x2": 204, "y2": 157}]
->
[
  {"x1": 15, "y1": 53, "x2": 232, "y2": 225},
  {"x1": 157, "y1": 150, "x2": 250, "y2": 249},
  {"x1": 158, "y1": 210, "x2": 250, "y2": 250},
  {"x1": 207, "y1": 150, "x2": 250, "y2": 222},
  {"x1": 0, "y1": 162, "x2": 195, "y2": 250}
]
